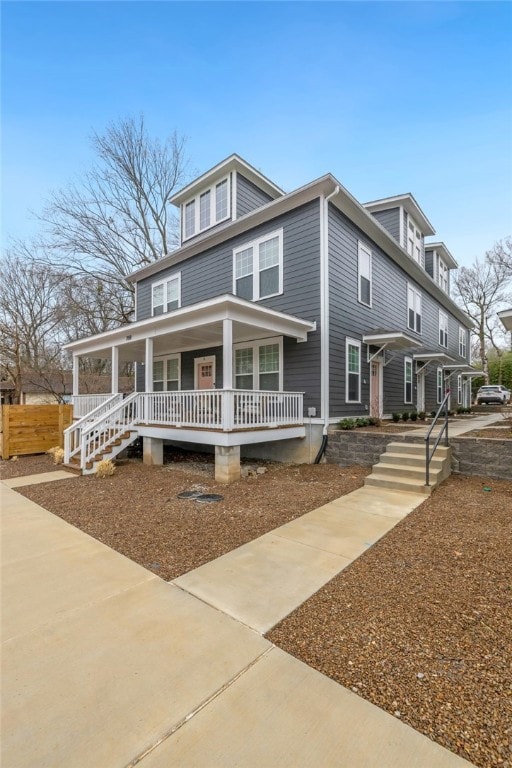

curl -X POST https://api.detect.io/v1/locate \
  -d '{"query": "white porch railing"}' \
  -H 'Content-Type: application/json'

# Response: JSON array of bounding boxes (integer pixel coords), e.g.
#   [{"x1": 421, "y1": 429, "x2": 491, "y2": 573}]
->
[
  {"x1": 64, "y1": 393, "x2": 123, "y2": 463},
  {"x1": 80, "y1": 392, "x2": 140, "y2": 468},
  {"x1": 72, "y1": 393, "x2": 121, "y2": 419},
  {"x1": 139, "y1": 389, "x2": 304, "y2": 431}
]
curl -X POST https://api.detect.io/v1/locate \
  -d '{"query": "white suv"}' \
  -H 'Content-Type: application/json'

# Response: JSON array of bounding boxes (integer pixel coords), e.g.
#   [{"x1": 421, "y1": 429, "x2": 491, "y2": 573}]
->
[{"x1": 476, "y1": 385, "x2": 511, "y2": 405}]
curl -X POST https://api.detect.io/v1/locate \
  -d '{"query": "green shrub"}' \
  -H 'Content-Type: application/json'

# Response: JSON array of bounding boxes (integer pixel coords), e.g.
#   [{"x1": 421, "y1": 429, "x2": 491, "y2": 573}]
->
[
  {"x1": 368, "y1": 417, "x2": 381, "y2": 427},
  {"x1": 430, "y1": 410, "x2": 437, "y2": 418},
  {"x1": 402, "y1": 412, "x2": 410, "y2": 421},
  {"x1": 391, "y1": 412, "x2": 401, "y2": 423},
  {"x1": 410, "y1": 412, "x2": 418, "y2": 422},
  {"x1": 457, "y1": 406, "x2": 465, "y2": 414},
  {"x1": 418, "y1": 411, "x2": 426, "y2": 420},
  {"x1": 355, "y1": 417, "x2": 370, "y2": 427},
  {"x1": 338, "y1": 418, "x2": 356, "y2": 430}
]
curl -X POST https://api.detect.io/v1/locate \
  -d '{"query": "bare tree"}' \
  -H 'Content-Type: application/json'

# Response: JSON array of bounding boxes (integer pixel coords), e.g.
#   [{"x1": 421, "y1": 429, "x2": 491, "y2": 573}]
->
[
  {"x1": 0, "y1": 244, "x2": 66, "y2": 402},
  {"x1": 488, "y1": 237, "x2": 512, "y2": 279},
  {"x1": 40, "y1": 116, "x2": 190, "y2": 323},
  {"x1": 454, "y1": 246, "x2": 511, "y2": 382}
]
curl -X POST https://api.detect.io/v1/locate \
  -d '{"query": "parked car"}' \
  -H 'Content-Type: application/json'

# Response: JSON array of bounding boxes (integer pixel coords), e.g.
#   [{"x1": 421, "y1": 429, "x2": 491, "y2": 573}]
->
[{"x1": 476, "y1": 385, "x2": 511, "y2": 405}]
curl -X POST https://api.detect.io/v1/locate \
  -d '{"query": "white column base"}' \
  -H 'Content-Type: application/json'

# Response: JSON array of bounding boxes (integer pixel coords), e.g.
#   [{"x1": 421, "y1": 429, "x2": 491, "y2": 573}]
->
[{"x1": 215, "y1": 445, "x2": 240, "y2": 484}]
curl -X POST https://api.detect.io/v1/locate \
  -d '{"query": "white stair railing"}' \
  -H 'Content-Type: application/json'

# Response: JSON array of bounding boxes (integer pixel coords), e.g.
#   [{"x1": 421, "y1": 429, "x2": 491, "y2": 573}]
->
[
  {"x1": 64, "y1": 394, "x2": 124, "y2": 463},
  {"x1": 72, "y1": 393, "x2": 121, "y2": 419},
  {"x1": 80, "y1": 392, "x2": 140, "y2": 470}
]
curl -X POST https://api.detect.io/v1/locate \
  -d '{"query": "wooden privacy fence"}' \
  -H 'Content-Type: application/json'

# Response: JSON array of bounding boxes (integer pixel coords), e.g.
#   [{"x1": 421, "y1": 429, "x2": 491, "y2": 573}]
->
[{"x1": 1, "y1": 404, "x2": 73, "y2": 459}]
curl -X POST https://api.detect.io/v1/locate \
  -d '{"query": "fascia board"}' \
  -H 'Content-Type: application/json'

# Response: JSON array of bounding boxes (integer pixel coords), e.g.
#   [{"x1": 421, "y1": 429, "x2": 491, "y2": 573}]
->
[{"x1": 424, "y1": 241, "x2": 458, "y2": 269}]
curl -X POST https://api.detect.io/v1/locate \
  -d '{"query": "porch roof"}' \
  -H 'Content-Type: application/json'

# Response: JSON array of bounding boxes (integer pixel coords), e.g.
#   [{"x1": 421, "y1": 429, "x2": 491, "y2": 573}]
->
[
  {"x1": 442, "y1": 364, "x2": 479, "y2": 374},
  {"x1": 412, "y1": 350, "x2": 455, "y2": 365},
  {"x1": 63, "y1": 295, "x2": 316, "y2": 362},
  {"x1": 362, "y1": 330, "x2": 422, "y2": 352},
  {"x1": 498, "y1": 308, "x2": 512, "y2": 332}
]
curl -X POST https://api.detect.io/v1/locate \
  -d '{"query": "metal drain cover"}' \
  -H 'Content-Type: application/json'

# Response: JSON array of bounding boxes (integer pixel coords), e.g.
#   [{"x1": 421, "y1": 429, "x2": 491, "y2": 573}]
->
[
  {"x1": 177, "y1": 490, "x2": 203, "y2": 499},
  {"x1": 195, "y1": 493, "x2": 224, "y2": 503}
]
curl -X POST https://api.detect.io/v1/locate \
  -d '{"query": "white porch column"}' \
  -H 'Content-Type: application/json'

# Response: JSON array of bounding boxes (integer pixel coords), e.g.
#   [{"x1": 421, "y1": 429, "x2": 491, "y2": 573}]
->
[
  {"x1": 145, "y1": 338, "x2": 153, "y2": 392},
  {"x1": 222, "y1": 318, "x2": 233, "y2": 389},
  {"x1": 72, "y1": 354, "x2": 79, "y2": 397},
  {"x1": 111, "y1": 346, "x2": 119, "y2": 394}
]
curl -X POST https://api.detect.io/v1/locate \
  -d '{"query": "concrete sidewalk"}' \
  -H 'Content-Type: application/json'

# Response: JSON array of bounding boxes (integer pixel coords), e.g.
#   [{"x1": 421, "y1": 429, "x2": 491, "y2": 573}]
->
[{"x1": 1, "y1": 479, "x2": 474, "y2": 767}]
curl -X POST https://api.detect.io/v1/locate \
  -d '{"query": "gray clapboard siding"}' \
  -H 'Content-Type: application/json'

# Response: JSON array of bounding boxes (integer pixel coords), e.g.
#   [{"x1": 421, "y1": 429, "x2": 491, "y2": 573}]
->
[
  {"x1": 370, "y1": 207, "x2": 401, "y2": 244},
  {"x1": 236, "y1": 174, "x2": 274, "y2": 218},
  {"x1": 135, "y1": 200, "x2": 323, "y2": 412},
  {"x1": 327, "y1": 205, "x2": 470, "y2": 418}
]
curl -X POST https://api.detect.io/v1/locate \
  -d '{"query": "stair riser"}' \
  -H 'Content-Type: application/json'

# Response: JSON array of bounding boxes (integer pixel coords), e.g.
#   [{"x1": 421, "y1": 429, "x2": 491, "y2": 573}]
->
[
  {"x1": 385, "y1": 442, "x2": 450, "y2": 458},
  {"x1": 375, "y1": 465, "x2": 440, "y2": 482},
  {"x1": 364, "y1": 476, "x2": 432, "y2": 495}
]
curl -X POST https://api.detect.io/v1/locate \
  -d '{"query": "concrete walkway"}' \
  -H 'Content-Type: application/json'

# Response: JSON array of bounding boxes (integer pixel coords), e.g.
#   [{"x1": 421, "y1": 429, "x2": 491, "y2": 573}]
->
[{"x1": 1, "y1": 473, "x2": 475, "y2": 767}]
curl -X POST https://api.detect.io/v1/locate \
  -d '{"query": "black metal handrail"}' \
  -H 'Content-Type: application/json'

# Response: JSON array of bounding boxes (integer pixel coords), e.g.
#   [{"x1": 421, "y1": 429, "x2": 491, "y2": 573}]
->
[{"x1": 424, "y1": 390, "x2": 450, "y2": 486}]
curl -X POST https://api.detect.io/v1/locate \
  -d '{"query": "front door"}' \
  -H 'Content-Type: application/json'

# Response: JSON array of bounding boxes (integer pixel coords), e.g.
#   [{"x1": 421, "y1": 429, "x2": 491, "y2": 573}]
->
[
  {"x1": 370, "y1": 361, "x2": 382, "y2": 417},
  {"x1": 194, "y1": 355, "x2": 216, "y2": 390}
]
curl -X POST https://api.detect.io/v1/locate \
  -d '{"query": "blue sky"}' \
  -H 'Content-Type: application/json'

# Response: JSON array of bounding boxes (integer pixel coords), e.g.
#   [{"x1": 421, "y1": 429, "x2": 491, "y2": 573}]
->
[{"x1": 2, "y1": 1, "x2": 511, "y2": 267}]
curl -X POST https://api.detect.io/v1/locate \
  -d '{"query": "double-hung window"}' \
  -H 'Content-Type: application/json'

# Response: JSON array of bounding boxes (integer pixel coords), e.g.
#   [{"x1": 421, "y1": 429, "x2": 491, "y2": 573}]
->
[
  {"x1": 439, "y1": 311, "x2": 448, "y2": 348},
  {"x1": 234, "y1": 229, "x2": 283, "y2": 301},
  {"x1": 153, "y1": 355, "x2": 180, "y2": 391},
  {"x1": 404, "y1": 357, "x2": 413, "y2": 404},
  {"x1": 234, "y1": 338, "x2": 282, "y2": 391},
  {"x1": 457, "y1": 375, "x2": 463, "y2": 405},
  {"x1": 358, "y1": 242, "x2": 372, "y2": 306},
  {"x1": 182, "y1": 177, "x2": 230, "y2": 240},
  {"x1": 152, "y1": 274, "x2": 181, "y2": 316},
  {"x1": 438, "y1": 258, "x2": 449, "y2": 292},
  {"x1": 437, "y1": 367, "x2": 444, "y2": 404},
  {"x1": 407, "y1": 218, "x2": 423, "y2": 264},
  {"x1": 459, "y1": 327, "x2": 467, "y2": 358},
  {"x1": 346, "y1": 338, "x2": 361, "y2": 403},
  {"x1": 407, "y1": 285, "x2": 422, "y2": 334}
]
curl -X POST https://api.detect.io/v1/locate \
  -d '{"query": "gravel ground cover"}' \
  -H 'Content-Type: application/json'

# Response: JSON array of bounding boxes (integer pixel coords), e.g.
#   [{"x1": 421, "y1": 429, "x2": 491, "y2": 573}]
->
[
  {"x1": 16, "y1": 457, "x2": 369, "y2": 580},
  {"x1": 268, "y1": 473, "x2": 512, "y2": 768},
  {"x1": 0, "y1": 454, "x2": 63, "y2": 479}
]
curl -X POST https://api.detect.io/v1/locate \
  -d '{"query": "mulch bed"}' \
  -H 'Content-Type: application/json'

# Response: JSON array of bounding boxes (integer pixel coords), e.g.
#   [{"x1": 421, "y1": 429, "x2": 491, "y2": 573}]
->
[
  {"x1": 268, "y1": 473, "x2": 512, "y2": 768},
  {"x1": 17, "y1": 458, "x2": 369, "y2": 580},
  {"x1": 0, "y1": 454, "x2": 64, "y2": 479},
  {"x1": 463, "y1": 418, "x2": 512, "y2": 440}
]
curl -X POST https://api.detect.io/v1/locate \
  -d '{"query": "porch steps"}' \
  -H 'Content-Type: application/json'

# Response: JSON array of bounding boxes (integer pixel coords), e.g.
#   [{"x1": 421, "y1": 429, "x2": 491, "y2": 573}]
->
[
  {"x1": 64, "y1": 430, "x2": 138, "y2": 476},
  {"x1": 364, "y1": 442, "x2": 452, "y2": 495}
]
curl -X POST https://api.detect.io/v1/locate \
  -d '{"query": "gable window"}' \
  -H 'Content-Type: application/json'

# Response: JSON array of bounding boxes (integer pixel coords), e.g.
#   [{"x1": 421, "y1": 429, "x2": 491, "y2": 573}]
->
[
  {"x1": 358, "y1": 242, "x2": 372, "y2": 307},
  {"x1": 182, "y1": 176, "x2": 230, "y2": 240},
  {"x1": 404, "y1": 357, "x2": 413, "y2": 403},
  {"x1": 152, "y1": 274, "x2": 181, "y2": 316},
  {"x1": 407, "y1": 218, "x2": 423, "y2": 264},
  {"x1": 234, "y1": 338, "x2": 282, "y2": 391},
  {"x1": 439, "y1": 311, "x2": 448, "y2": 348},
  {"x1": 234, "y1": 229, "x2": 283, "y2": 301},
  {"x1": 346, "y1": 338, "x2": 361, "y2": 403},
  {"x1": 437, "y1": 367, "x2": 444, "y2": 404},
  {"x1": 459, "y1": 327, "x2": 467, "y2": 358},
  {"x1": 407, "y1": 285, "x2": 422, "y2": 334},
  {"x1": 153, "y1": 355, "x2": 180, "y2": 391},
  {"x1": 438, "y1": 258, "x2": 449, "y2": 292}
]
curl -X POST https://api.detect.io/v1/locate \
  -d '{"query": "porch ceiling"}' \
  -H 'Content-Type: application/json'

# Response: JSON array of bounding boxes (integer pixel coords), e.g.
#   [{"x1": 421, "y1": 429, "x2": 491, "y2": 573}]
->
[{"x1": 64, "y1": 294, "x2": 316, "y2": 362}]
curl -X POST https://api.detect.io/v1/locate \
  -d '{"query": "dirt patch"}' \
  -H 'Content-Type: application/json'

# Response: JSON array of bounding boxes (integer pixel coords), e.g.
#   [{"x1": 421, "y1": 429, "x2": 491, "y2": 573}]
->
[
  {"x1": 18, "y1": 459, "x2": 369, "y2": 580},
  {"x1": 268, "y1": 474, "x2": 512, "y2": 768},
  {"x1": 0, "y1": 453, "x2": 63, "y2": 479},
  {"x1": 462, "y1": 418, "x2": 512, "y2": 440}
]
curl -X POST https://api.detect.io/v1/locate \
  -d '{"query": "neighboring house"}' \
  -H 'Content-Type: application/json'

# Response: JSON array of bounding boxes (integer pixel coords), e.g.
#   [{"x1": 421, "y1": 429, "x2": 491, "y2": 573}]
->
[
  {"x1": 64, "y1": 154, "x2": 474, "y2": 479},
  {"x1": 498, "y1": 309, "x2": 512, "y2": 335}
]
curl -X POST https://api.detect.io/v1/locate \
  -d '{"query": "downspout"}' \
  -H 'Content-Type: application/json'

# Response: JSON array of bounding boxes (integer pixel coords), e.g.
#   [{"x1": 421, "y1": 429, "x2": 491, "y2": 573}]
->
[{"x1": 316, "y1": 184, "x2": 340, "y2": 464}]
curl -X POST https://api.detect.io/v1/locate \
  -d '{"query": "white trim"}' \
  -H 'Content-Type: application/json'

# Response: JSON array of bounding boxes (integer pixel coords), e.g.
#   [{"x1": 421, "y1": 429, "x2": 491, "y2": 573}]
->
[
  {"x1": 439, "y1": 309, "x2": 449, "y2": 348},
  {"x1": 151, "y1": 272, "x2": 181, "y2": 316},
  {"x1": 153, "y1": 352, "x2": 181, "y2": 391},
  {"x1": 369, "y1": 359, "x2": 383, "y2": 418},
  {"x1": 345, "y1": 337, "x2": 361, "y2": 404},
  {"x1": 233, "y1": 228, "x2": 283, "y2": 301},
  {"x1": 404, "y1": 356, "x2": 413, "y2": 404},
  {"x1": 231, "y1": 171, "x2": 237, "y2": 221},
  {"x1": 363, "y1": 193, "x2": 436, "y2": 236},
  {"x1": 436, "y1": 366, "x2": 443, "y2": 404},
  {"x1": 232, "y1": 336, "x2": 283, "y2": 392},
  {"x1": 111, "y1": 346, "x2": 119, "y2": 394},
  {"x1": 145, "y1": 338, "x2": 153, "y2": 392},
  {"x1": 72, "y1": 354, "x2": 79, "y2": 397},
  {"x1": 182, "y1": 175, "x2": 231, "y2": 242},
  {"x1": 458, "y1": 326, "x2": 467, "y2": 358},
  {"x1": 357, "y1": 241, "x2": 372, "y2": 307},
  {"x1": 194, "y1": 355, "x2": 216, "y2": 390},
  {"x1": 399, "y1": 206, "x2": 405, "y2": 249}
]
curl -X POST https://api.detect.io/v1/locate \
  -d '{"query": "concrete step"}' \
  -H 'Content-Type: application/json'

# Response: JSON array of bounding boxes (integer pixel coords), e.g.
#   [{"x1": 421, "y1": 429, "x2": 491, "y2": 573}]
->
[
  {"x1": 385, "y1": 442, "x2": 450, "y2": 458},
  {"x1": 380, "y1": 452, "x2": 445, "y2": 469},
  {"x1": 364, "y1": 474, "x2": 432, "y2": 495},
  {"x1": 372, "y1": 462, "x2": 439, "y2": 483}
]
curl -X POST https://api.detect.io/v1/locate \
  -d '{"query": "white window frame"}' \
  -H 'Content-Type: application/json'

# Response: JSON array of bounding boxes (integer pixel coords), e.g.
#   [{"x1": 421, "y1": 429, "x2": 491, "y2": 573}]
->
[
  {"x1": 152, "y1": 353, "x2": 181, "y2": 391},
  {"x1": 407, "y1": 216, "x2": 423, "y2": 265},
  {"x1": 233, "y1": 229, "x2": 283, "y2": 302},
  {"x1": 232, "y1": 336, "x2": 283, "y2": 391},
  {"x1": 439, "y1": 310, "x2": 448, "y2": 348},
  {"x1": 438, "y1": 257, "x2": 449, "y2": 292},
  {"x1": 182, "y1": 175, "x2": 231, "y2": 241},
  {"x1": 151, "y1": 273, "x2": 181, "y2": 316},
  {"x1": 357, "y1": 241, "x2": 372, "y2": 307},
  {"x1": 436, "y1": 367, "x2": 444, "y2": 404},
  {"x1": 457, "y1": 374, "x2": 463, "y2": 405},
  {"x1": 459, "y1": 327, "x2": 467, "y2": 358},
  {"x1": 345, "y1": 338, "x2": 361, "y2": 404},
  {"x1": 404, "y1": 357, "x2": 413, "y2": 404},
  {"x1": 407, "y1": 284, "x2": 422, "y2": 334}
]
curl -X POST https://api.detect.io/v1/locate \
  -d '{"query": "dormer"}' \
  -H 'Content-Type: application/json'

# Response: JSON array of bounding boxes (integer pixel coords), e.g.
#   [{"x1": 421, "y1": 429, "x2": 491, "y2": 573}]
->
[
  {"x1": 424, "y1": 242, "x2": 458, "y2": 295},
  {"x1": 170, "y1": 154, "x2": 284, "y2": 245},
  {"x1": 363, "y1": 194, "x2": 435, "y2": 269}
]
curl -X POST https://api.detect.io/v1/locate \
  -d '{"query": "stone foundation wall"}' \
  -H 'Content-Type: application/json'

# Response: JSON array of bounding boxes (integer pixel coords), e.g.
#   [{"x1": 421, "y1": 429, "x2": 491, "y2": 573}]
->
[{"x1": 450, "y1": 437, "x2": 512, "y2": 481}]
